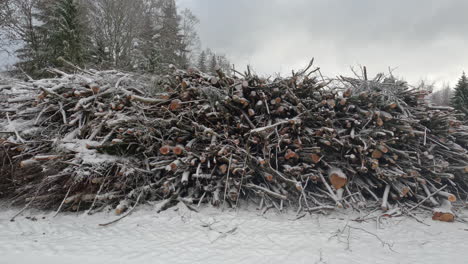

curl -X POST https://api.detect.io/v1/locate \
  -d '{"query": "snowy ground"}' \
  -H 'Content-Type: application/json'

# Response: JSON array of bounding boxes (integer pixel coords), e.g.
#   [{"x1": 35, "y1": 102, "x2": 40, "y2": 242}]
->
[{"x1": 0, "y1": 203, "x2": 467, "y2": 264}]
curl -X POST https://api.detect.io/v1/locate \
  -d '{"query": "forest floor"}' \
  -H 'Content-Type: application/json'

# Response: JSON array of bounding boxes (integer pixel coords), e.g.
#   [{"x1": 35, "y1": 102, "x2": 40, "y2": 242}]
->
[{"x1": 0, "y1": 203, "x2": 467, "y2": 264}]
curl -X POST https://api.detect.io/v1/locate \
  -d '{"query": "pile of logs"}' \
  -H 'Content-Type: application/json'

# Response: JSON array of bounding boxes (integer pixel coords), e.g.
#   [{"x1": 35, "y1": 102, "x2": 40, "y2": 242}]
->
[{"x1": 1, "y1": 62, "x2": 467, "y2": 221}]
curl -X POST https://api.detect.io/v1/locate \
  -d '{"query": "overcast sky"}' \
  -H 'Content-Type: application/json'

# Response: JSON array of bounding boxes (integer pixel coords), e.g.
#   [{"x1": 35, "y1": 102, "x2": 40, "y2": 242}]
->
[
  {"x1": 178, "y1": 0, "x2": 468, "y2": 87},
  {"x1": 2, "y1": 0, "x2": 467, "y2": 87}
]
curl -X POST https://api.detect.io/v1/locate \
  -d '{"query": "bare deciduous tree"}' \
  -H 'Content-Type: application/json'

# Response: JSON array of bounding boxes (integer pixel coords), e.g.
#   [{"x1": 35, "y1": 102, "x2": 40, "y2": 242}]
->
[
  {"x1": 85, "y1": 0, "x2": 146, "y2": 68},
  {"x1": 179, "y1": 8, "x2": 200, "y2": 66},
  {"x1": 0, "y1": 0, "x2": 206, "y2": 74},
  {"x1": 0, "y1": 0, "x2": 43, "y2": 58},
  {"x1": 430, "y1": 84, "x2": 452, "y2": 106}
]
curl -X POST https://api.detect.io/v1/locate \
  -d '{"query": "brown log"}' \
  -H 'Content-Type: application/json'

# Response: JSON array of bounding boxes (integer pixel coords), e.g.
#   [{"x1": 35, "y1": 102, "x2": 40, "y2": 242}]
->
[
  {"x1": 391, "y1": 181, "x2": 411, "y2": 198},
  {"x1": 388, "y1": 102, "x2": 398, "y2": 109},
  {"x1": 264, "y1": 174, "x2": 274, "y2": 182},
  {"x1": 172, "y1": 145, "x2": 185, "y2": 156},
  {"x1": 90, "y1": 84, "x2": 100, "y2": 94},
  {"x1": 377, "y1": 144, "x2": 389, "y2": 153},
  {"x1": 432, "y1": 199, "x2": 455, "y2": 222},
  {"x1": 159, "y1": 145, "x2": 172, "y2": 155},
  {"x1": 376, "y1": 117, "x2": 384, "y2": 127},
  {"x1": 166, "y1": 160, "x2": 182, "y2": 171},
  {"x1": 115, "y1": 200, "x2": 129, "y2": 215},
  {"x1": 181, "y1": 80, "x2": 190, "y2": 89},
  {"x1": 284, "y1": 149, "x2": 299, "y2": 160},
  {"x1": 157, "y1": 93, "x2": 171, "y2": 100},
  {"x1": 328, "y1": 168, "x2": 347, "y2": 189},
  {"x1": 371, "y1": 149, "x2": 383, "y2": 159},
  {"x1": 343, "y1": 88, "x2": 352, "y2": 97},
  {"x1": 310, "y1": 153, "x2": 321, "y2": 164},
  {"x1": 169, "y1": 99, "x2": 182, "y2": 111},
  {"x1": 436, "y1": 191, "x2": 457, "y2": 202},
  {"x1": 218, "y1": 164, "x2": 228, "y2": 174},
  {"x1": 432, "y1": 212, "x2": 455, "y2": 222}
]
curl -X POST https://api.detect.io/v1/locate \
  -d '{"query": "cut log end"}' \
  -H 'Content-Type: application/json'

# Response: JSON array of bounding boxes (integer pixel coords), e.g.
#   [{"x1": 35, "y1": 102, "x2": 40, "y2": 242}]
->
[
  {"x1": 432, "y1": 199, "x2": 455, "y2": 222},
  {"x1": 218, "y1": 164, "x2": 228, "y2": 174},
  {"x1": 159, "y1": 145, "x2": 172, "y2": 155},
  {"x1": 310, "y1": 153, "x2": 321, "y2": 164},
  {"x1": 172, "y1": 145, "x2": 184, "y2": 156},
  {"x1": 90, "y1": 85, "x2": 100, "y2": 94},
  {"x1": 285, "y1": 149, "x2": 299, "y2": 160},
  {"x1": 400, "y1": 186, "x2": 411, "y2": 197},
  {"x1": 446, "y1": 193, "x2": 457, "y2": 202},
  {"x1": 343, "y1": 88, "x2": 352, "y2": 97},
  {"x1": 376, "y1": 118, "x2": 384, "y2": 127},
  {"x1": 432, "y1": 212, "x2": 455, "y2": 222},
  {"x1": 372, "y1": 149, "x2": 383, "y2": 159},
  {"x1": 328, "y1": 168, "x2": 347, "y2": 189},
  {"x1": 264, "y1": 174, "x2": 274, "y2": 182},
  {"x1": 169, "y1": 99, "x2": 182, "y2": 111}
]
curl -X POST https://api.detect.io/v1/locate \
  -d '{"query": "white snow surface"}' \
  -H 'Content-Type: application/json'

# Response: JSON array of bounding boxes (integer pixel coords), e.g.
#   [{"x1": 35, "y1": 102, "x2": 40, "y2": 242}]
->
[
  {"x1": 57, "y1": 139, "x2": 120, "y2": 164},
  {"x1": 0, "y1": 204, "x2": 467, "y2": 264}
]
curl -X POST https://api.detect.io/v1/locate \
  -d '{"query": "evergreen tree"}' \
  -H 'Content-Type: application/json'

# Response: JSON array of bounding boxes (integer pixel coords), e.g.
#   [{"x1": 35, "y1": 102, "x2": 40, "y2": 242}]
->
[
  {"x1": 12, "y1": 0, "x2": 46, "y2": 76},
  {"x1": 209, "y1": 54, "x2": 217, "y2": 75},
  {"x1": 216, "y1": 54, "x2": 232, "y2": 76},
  {"x1": 133, "y1": 9, "x2": 159, "y2": 72},
  {"x1": 38, "y1": 0, "x2": 88, "y2": 67},
  {"x1": 197, "y1": 50, "x2": 207, "y2": 72},
  {"x1": 451, "y1": 72, "x2": 468, "y2": 114},
  {"x1": 155, "y1": 0, "x2": 186, "y2": 70}
]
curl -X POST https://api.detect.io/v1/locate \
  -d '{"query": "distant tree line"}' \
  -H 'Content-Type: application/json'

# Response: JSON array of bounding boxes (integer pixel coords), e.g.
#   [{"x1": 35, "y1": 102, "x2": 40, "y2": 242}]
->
[
  {"x1": 197, "y1": 48, "x2": 231, "y2": 76},
  {"x1": 0, "y1": 0, "x2": 231, "y2": 77},
  {"x1": 427, "y1": 72, "x2": 468, "y2": 118}
]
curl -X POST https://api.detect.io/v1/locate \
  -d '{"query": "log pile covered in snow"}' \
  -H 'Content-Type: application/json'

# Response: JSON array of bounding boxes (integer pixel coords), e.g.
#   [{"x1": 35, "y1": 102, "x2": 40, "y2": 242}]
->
[{"x1": 1, "y1": 62, "x2": 467, "y2": 221}]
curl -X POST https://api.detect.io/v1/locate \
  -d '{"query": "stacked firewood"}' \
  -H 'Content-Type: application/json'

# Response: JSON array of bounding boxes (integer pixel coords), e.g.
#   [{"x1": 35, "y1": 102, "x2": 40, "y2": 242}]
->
[{"x1": 1, "y1": 62, "x2": 467, "y2": 221}]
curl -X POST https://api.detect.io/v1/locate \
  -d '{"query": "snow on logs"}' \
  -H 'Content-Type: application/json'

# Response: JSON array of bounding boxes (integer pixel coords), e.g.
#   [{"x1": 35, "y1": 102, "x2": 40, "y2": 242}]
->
[
  {"x1": 1, "y1": 62, "x2": 468, "y2": 220},
  {"x1": 432, "y1": 199, "x2": 455, "y2": 222},
  {"x1": 328, "y1": 168, "x2": 347, "y2": 190}
]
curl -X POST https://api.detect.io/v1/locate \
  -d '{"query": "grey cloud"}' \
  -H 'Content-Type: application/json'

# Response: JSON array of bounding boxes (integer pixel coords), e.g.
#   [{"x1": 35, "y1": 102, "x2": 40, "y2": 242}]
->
[{"x1": 178, "y1": 0, "x2": 468, "y2": 86}]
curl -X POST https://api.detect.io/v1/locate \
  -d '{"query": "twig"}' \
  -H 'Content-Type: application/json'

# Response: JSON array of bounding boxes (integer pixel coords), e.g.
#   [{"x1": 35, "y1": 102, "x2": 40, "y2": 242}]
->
[
  {"x1": 54, "y1": 186, "x2": 72, "y2": 218},
  {"x1": 99, "y1": 191, "x2": 143, "y2": 226},
  {"x1": 408, "y1": 185, "x2": 447, "y2": 212}
]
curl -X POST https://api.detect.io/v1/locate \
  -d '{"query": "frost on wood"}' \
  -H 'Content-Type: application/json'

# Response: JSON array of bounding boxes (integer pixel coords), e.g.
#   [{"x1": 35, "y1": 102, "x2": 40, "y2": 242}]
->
[
  {"x1": 0, "y1": 62, "x2": 468, "y2": 218},
  {"x1": 328, "y1": 167, "x2": 347, "y2": 190},
  {"x1": 432, "y1": 199, "x2": 455, "y2": 222}
]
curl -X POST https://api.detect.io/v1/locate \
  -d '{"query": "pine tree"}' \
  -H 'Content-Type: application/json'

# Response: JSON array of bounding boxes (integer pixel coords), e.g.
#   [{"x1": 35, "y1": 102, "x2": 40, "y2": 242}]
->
[
  {"x1": 216, "y1": 54, "x2": 232, "y2": 76},
  {"x1": 451, "y1": 72, "x2": 468, "y2": 114},
  {"x1": 13, "y1": 0, "x2": 47, "y2": 76},
  {"x1": 155, "y1": 0, "x2": 186, "y2": 70},
  {"x1": 133, "y1": 9, "x2": 159, "y2": 72},
  {"x1": 38, "y1": 0, "x2": 88, "y2": 68},
  {"x1": 197, "y1": 50, "x2": 207, "y2": 72},
  {"x1": 209, "y1": 54, "x2": 217, "y2": 75}
]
